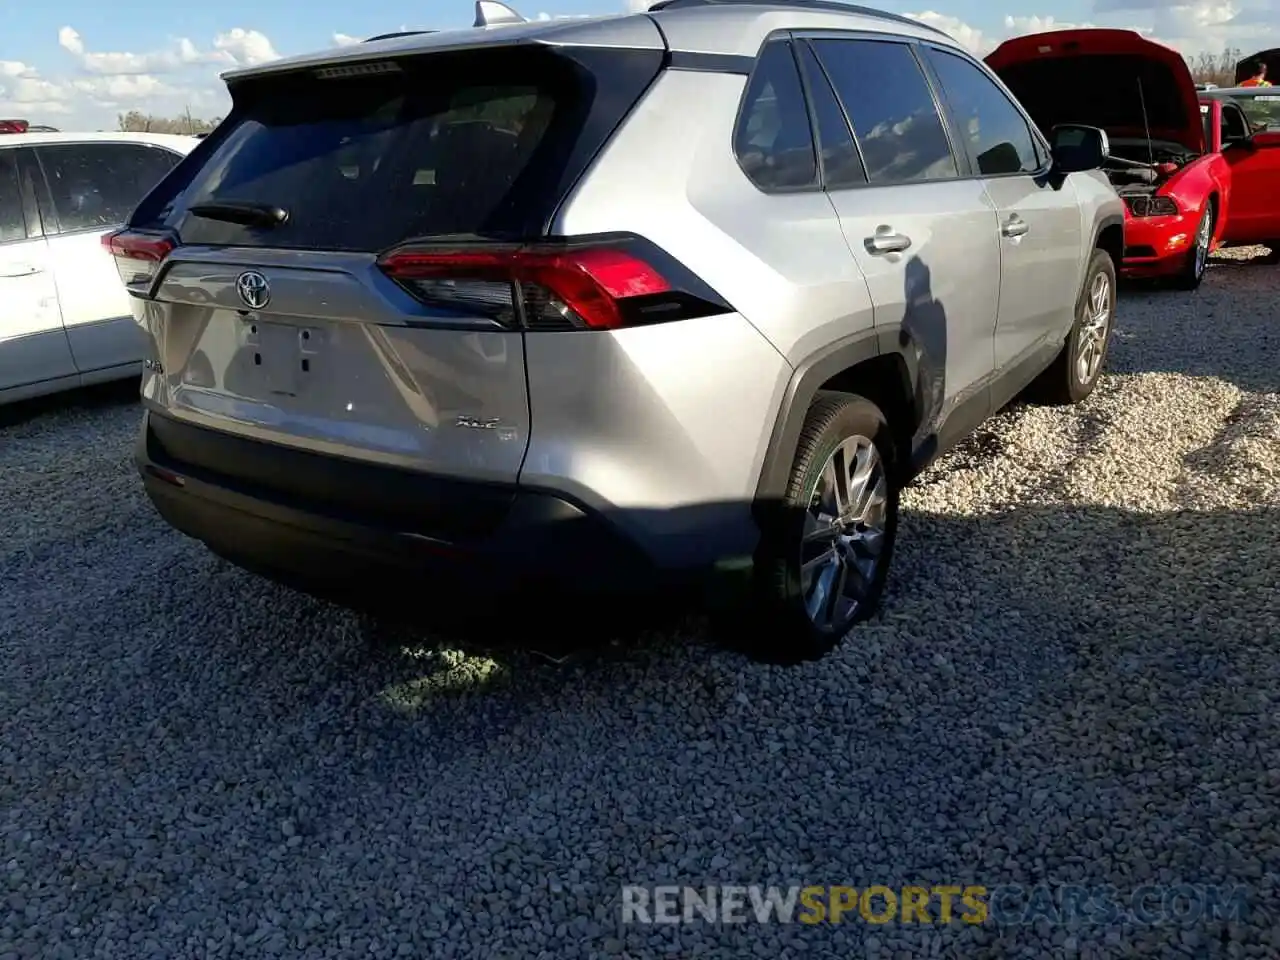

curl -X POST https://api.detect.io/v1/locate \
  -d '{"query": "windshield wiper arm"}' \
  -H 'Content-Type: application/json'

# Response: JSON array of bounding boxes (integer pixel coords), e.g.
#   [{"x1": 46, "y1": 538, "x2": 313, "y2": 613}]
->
[{"x1": 188, "y1": 201, "x2": 289, "y2": 228}]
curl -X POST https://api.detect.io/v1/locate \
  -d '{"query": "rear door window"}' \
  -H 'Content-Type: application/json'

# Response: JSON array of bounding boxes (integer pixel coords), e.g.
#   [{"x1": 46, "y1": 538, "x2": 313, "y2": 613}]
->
[
  {"x1": 734, "y1": 40, "x2": 818, "y2": 191},
  {"x1": 0, "y1": 150, "x2": 26, "y2": 243},
  {"x1": 795, "y1": 42, "x2": 866, "y2": 190},
  {"x1": 154, "y1": 47, "x2": 663, "y2": 252},
  {"x1": 36, "y1": 142, "x2": 182, "y2": 233},
  {"x1": 810, "y1": 38, "x2": 958, "y2": 184}
]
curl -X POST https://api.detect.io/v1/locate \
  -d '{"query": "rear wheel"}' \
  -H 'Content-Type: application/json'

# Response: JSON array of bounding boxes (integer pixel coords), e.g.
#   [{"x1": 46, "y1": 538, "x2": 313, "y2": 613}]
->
[
  {"x1": 745, "y1": 392, "x2": 900, "y2": 663},
  {"x1": 1170, "y1": 199, "x2": 1215, "y2": 290}
]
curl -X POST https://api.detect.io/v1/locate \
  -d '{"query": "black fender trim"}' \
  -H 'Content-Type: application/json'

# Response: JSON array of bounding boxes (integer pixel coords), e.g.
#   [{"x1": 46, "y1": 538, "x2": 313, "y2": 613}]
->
[
  {"x1": 1091, "y1": 213, "x2": 1125, "y2": 253},
  {"x1": 754, "y1": 327, "x2": 914, "y2": 503}
]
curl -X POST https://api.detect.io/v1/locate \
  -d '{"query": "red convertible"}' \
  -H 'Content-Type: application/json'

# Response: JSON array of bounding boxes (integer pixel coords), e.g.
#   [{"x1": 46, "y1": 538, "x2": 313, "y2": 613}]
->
[{"x1": 988, "y1": 29, "x2": 1280, "y2": 289}]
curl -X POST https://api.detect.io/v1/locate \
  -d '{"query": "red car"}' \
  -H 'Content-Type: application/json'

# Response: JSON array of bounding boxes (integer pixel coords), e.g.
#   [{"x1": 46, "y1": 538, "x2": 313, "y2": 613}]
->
[
  {"x1": 1198, "y1": 87, "x2": 1280, "y2": 249},
  {"x1": 987, "y1": 29, "x2": 1237, "y2": 289}
]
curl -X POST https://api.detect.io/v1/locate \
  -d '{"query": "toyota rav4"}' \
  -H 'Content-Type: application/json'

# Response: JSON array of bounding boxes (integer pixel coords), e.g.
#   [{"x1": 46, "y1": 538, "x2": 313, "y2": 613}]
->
[{"x1": 110, "y1": 0, "x2": 1124, "y2": 660}]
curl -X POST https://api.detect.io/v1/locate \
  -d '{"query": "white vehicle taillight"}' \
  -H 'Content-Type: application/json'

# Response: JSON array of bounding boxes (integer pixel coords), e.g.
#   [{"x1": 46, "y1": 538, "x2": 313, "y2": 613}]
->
[{"x1": 101, "y1": 229, "x2": 176, "y2": 289}]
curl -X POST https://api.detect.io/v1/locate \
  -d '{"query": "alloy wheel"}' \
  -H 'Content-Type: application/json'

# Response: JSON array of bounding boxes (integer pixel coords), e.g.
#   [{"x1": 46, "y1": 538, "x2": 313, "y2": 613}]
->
[
  {"x1": 800, "y1": 435, "x2": 889, "y2": 631},
  {"x1": 1194, "y1": 206, "x2": 1213, "y2": 278},
  {"x1": 1076, "y1": 269, "x2": 1112, "y2": 386}
]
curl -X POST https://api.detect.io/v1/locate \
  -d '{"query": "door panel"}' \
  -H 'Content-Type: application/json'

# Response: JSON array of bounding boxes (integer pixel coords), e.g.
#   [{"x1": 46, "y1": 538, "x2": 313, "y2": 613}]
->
[
  {"x1": 803, "y1": 36, "x2": 1001, "y2": 442},
  {"x1": 983, "y1": 177, "x2": 1084, "y2": 368},
  {"x1": 0, "y1": 237, "x2": 72, "y2": 393},
  {"x1": 34, "y1": 141, "x2": 182, "y2": 373},
  {"x1": 0, "y1": 148, "x2": 74, "y2": 393},
  {"x1": 827, "y1": 182, "x2": 1001, "y2": 435},
  {"x1": 922, "y1": 44, "x2": 1083, "y2": 371},
  {"x1": 44, "y1": 232, "x2": 143, "y2": 372},
  {"x1": 1221, "y1": 129, "x2": 1280, "y2": 243}
]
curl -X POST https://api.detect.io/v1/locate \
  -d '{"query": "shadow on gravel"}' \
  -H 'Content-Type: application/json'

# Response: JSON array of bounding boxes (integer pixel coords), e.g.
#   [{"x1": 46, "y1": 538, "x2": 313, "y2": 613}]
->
[
  {"x1": 3, "y1": 497, "x2": 1279, "y2": 957},
  {"x1": 0, "y1": 377, "x2": 140, "y2": 428}
]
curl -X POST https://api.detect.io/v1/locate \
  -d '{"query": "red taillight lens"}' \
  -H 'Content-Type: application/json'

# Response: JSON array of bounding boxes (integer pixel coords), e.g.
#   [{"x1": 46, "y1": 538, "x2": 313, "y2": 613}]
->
[
  {"x1": 0, "y1": 119, "x2": 29, "y2": 134},
  {"x1": 102, "y1": 229, "x2": 176, "y2": 288},
  {"x1": 378, "y1": 245, "x2": 673, "y2": 331}
]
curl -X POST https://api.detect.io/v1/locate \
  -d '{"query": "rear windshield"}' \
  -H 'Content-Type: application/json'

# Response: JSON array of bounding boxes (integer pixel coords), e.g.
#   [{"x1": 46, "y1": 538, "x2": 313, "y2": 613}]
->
[{"x1": 152, "y1": 46, "x2": 660, "y2": 252}]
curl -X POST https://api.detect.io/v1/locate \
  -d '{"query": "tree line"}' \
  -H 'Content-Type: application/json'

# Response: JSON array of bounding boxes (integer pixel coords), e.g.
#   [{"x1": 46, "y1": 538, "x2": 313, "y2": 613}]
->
[
  {"x1": 117, "y1": 110, "x2": 222, "y2": 135},
  {"x1": 1187, "y1": 48, "x2": 1246, "y2": 87}
]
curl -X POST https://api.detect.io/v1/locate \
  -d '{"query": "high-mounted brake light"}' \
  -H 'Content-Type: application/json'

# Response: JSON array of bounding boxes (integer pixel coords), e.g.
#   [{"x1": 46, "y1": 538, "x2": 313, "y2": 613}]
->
[
  {"x1": 377, "y1": 243, "x2": 684, "y2": 331},
  {"x1": 102, "y1": 229, "x2": 177, "y2": 288}
]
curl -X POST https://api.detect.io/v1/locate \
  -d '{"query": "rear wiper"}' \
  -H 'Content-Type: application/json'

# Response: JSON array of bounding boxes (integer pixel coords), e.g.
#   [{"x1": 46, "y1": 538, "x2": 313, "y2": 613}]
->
[{"x1": 187, "y1": 201, "x2": 289, "y2": 228}]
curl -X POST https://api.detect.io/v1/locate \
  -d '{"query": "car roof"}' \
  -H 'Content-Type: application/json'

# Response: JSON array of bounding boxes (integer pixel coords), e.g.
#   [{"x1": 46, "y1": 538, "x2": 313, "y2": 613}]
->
[
  {"x1": 0, "y1": 131, "x2": 200, "y2": 152},
  {"x1": 223, "y1": 0, "x2": 961, "y2": 82},
  {"x1": 1199, "y1": 86, "x2": 1280, "y2": 99}
]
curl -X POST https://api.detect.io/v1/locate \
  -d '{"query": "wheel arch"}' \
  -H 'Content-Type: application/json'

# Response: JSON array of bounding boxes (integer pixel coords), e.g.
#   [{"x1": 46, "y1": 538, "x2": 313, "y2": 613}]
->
[
  {"x1": 1092, "y1": 212, "x2": 1125, "y2": 267},
  {"x1": 754, "y1": 329, "x2": 920, "y2": 507}
]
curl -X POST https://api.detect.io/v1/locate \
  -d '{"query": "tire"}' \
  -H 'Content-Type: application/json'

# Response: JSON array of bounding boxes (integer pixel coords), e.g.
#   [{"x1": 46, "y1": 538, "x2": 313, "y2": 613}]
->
[
  {"x1": 1170, "y1": 199, "x2": 1215, "y2": 290},
  {"x1": 1026, "y1": 248, "x2": 1117, "y2": 407},
  {"x1": 744, "y1": 392, "x2": 900, "y2": 663}
]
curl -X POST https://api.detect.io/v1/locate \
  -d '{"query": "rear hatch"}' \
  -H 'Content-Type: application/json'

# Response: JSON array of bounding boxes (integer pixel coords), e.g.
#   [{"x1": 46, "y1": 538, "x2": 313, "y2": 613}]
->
[{"x1": 112, "y1": 36, "x2": 666, "y2": 491}]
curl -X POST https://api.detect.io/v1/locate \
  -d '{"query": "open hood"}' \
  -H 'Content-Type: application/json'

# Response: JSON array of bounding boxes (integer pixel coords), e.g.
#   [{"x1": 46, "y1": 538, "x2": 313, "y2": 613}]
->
[
  {"x1": 985, "y1": 29, "x2": 1203, "y2": 153},
  {"x1": 1236, "y1": 48, "x2": 1280, "y2": 84}
]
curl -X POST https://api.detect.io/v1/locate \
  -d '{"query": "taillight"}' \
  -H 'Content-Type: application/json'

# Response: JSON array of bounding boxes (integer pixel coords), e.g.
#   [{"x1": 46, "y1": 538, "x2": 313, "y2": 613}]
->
[
  {"x1": 376, "y1": 236, "x2": 730, "y2": 331},
  {"x1": 102, "y1": 229, "x2": 176, "y2": 288}
]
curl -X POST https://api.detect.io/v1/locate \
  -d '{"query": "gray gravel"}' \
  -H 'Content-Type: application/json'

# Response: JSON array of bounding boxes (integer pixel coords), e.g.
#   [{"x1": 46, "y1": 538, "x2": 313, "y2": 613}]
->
[{"x1": 2, "y1": 247, "x2": 1279, "y2": 960}]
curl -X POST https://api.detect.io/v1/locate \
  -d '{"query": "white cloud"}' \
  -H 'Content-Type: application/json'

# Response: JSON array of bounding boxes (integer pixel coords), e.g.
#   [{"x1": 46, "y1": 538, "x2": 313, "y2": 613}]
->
[
  {"x1": 333, "y1": 32, "x2": 363, "y2": 46},
  {"x1": 906, "y1": 10, "x2": 989, "y2": 51},
  {"x1": 1, "y1": 25, "x2": 284, "y2": 130},
  {"x1": 58, "y1": 26, "x2": 232, "y2": 75},
  {"x1": 212, "y1": 28, "x2": 280, "y2": 67},
  {"x1": 0, "y1": 68, "x2": 73, "y2": 117},
  {"x1": 1002, "y1": 14, "x2": 1093, "y2": 33},
  {"x1": 1, "y1": 60, "x2": 38, "y2": 79},
  {"x1": 71, "y1": 74, "x2": 177, "y2": 102}
]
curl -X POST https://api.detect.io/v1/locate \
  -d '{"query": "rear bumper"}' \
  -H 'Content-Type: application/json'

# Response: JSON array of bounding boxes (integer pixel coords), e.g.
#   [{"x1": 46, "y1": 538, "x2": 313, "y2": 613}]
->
[{"x1": 136, "y1": 411, "x2": 749, "y2": 612}]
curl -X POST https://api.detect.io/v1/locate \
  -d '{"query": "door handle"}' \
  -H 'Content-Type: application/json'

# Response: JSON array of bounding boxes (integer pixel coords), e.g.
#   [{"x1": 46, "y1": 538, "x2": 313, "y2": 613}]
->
[
  {"x1": 864, "y1": 227, "x2": 912, "y2": 255},
  {"x1": 0, "y1": 264, "x2": 40, "y2": 278},
  {"x1": 1002, "y1": 215, "x2": 1029, "y2": 238}
]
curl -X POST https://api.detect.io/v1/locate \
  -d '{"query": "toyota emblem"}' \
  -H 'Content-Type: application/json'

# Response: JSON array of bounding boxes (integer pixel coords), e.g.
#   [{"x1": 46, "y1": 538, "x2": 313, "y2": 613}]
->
[{"x1": 235, "y1": 270, "x2": 271, "y2": 310}]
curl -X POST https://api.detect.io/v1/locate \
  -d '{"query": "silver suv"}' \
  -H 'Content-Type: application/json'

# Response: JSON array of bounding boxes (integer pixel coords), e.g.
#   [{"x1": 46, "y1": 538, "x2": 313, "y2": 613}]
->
[{"x1": 111, "y1": 0, "x2": 1124, "y2": 660}]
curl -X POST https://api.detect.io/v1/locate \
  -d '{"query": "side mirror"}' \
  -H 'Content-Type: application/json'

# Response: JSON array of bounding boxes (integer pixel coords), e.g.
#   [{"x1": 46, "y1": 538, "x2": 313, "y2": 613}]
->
[
  {"x1": 1050, "y1": 123, "x2": 1110, "y2": 173},
  {"x1": 1251, "y1": 130, "x2": 1280, "y2": 148}
]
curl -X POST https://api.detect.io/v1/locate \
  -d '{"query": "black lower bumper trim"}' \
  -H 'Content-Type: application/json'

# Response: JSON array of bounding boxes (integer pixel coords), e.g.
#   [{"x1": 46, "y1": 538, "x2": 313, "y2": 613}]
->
[{"x1": 136, "y1": 411, "x2": 692, "y2": 608}]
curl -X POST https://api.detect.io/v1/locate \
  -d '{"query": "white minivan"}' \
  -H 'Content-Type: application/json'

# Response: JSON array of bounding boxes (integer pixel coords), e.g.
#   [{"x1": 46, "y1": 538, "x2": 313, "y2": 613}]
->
[{"x1": 1, "y1": 131, "x2": 197, "y2": 403}]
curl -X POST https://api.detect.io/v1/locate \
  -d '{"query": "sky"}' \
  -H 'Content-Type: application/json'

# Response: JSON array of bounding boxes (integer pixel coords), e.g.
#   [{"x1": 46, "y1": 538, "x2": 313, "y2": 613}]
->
[{"x1": 2, "y1": 0, "x2": 1277, "y2": 129}]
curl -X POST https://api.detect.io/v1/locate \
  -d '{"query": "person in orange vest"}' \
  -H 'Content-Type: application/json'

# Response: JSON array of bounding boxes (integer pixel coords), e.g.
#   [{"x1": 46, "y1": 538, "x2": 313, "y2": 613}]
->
[{"x1": 1240, "y1": 61, "x2": 1273, "y2": 87}]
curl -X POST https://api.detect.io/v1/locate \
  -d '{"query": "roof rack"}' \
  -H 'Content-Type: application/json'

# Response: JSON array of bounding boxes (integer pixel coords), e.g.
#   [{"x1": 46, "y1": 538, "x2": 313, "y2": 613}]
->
[
  {"x1": 363, "y1": 30, "x2": 437, "y2": 42},
  {"x1": 646, "y1": 0, "x2": 951, "y2": 37}
]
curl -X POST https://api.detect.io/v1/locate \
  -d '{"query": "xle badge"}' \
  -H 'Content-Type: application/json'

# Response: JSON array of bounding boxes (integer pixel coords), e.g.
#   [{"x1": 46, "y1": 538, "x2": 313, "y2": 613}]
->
[{"x1": 455, "y1": 415, "x2": 501, "y2": 430}]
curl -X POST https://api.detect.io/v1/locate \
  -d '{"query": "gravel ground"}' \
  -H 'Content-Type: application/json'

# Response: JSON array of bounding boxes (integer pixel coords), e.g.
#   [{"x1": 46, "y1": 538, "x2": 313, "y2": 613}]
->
[{"x1": 2, "y1": 247, "x2": 1278, "y2": 960}]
